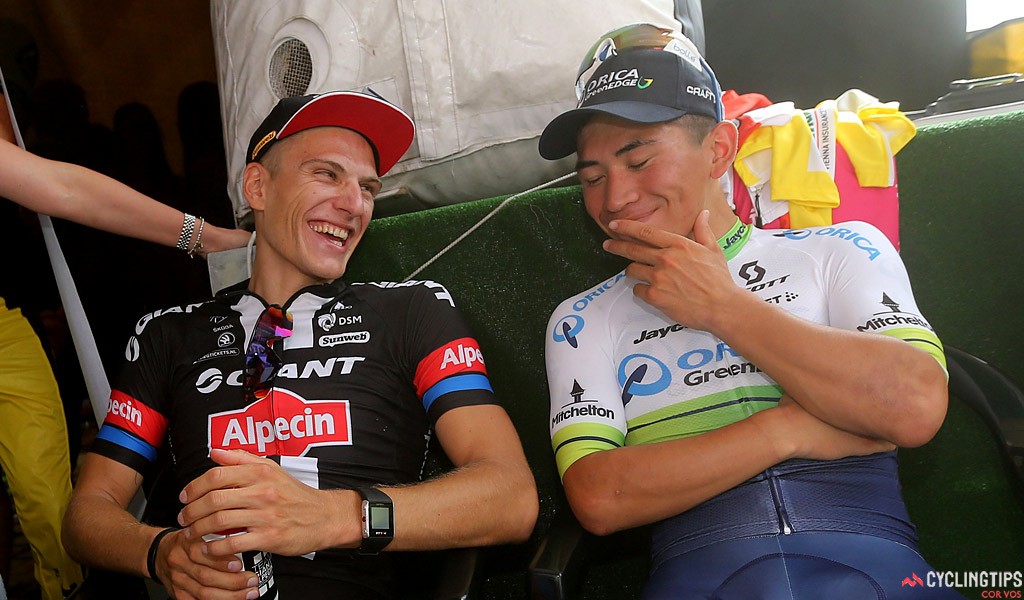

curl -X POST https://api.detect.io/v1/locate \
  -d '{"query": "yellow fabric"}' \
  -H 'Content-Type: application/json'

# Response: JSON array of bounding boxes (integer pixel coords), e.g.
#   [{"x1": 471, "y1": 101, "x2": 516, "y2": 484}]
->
[
  {"x1": 970, "y1": 20, "x2": 1024, "y2": 78},
  {"x1": 734, "y1": 108, "x2": 839, "y2": 228},
  {"x1": 0, "y1": 298, "x2": 83, "y2": 599},
  {"x1": 733, "y1": 89, "x2": 916, "y2": 230},
  {"x1": 827, "y1": 89, "x2": 916, "y2": 188}
]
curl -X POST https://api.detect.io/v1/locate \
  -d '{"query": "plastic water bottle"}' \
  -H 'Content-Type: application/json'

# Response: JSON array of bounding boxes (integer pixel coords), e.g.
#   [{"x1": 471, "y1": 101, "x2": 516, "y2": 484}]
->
[{"x1": 203, "y1": 530, "x2": 278, "y2": 599}]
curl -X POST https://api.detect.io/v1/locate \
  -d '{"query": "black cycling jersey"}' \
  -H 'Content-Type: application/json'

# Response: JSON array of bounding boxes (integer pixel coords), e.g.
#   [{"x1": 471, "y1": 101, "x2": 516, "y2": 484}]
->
[{"x1": 93, "y1": 278, "x2": 496, "y2": 598}]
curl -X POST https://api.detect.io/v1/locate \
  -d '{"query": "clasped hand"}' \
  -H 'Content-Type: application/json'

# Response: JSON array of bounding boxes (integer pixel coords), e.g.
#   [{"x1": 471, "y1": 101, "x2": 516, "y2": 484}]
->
[
  {"x1": 177, "y1": 449, "x2": 354, "y2": 558},
  {"x1": 603, "y1": 211, "x2": 739, "y2": 332}
]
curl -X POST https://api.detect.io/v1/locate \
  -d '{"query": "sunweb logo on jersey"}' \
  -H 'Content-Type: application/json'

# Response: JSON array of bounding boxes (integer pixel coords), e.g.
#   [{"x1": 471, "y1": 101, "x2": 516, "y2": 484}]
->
[
  {"x1": 208, "y1": 389, "x2": 352, "y2": 456},
  {"x1": 617, "y1": 354, "x2": 672, "y2": 404},
  {"x1": 552, "y1": 315, "x2": 585, "y2": 349}
]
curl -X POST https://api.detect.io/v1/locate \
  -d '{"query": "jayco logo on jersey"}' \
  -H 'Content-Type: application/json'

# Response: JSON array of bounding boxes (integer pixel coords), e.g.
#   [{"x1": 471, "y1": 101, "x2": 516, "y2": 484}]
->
[
  {"x1": 773, "y1": 227, "x2": 881, "y2": 261},
  {"x1": 319, "y1": 331, "x2": 370, "y2": 347},
  {"x1": 135, "y1": 302, "x2": 205, "y2": 334},
  {"x1": 208, "y1": 389, "x2": 352, "y2": 456},
  {"x1": 617, "y1": 354, "x2": 672, "y2": 404},
  {"x1": 633, "y1": 323, "x2": 685, "y2": 345},
  {"x1": 553, "y1": 315, "x2": 585, "y2": 348},
  {"x1": 195, "y1": 356, "x2": 366, "y2": 394}
]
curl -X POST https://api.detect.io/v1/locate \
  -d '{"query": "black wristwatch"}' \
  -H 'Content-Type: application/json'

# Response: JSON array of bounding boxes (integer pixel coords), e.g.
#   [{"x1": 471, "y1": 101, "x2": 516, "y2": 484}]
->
[{"x1": 356, "y1": 487, "x2": 394, "y2": 554}]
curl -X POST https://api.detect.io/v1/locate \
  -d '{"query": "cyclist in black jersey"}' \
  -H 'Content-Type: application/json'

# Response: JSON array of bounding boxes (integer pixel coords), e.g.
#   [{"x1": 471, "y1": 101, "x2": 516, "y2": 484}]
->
[
  {"x1": 61, "y1": 91, "x2": 538, "y2": 599},
  {"x1": 538, "y1": 24, "x2": 958, "y2": 599}
]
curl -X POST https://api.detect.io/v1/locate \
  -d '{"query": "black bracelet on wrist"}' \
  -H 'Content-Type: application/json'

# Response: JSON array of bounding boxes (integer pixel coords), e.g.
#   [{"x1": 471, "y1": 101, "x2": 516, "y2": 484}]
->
[{"x1": 146, "y1": 527, "x2": 178, "y2": 584}]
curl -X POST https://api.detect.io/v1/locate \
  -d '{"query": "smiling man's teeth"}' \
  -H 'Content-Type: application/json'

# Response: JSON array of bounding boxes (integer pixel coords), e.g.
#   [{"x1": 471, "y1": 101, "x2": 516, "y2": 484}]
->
[{"x1": 311, "y1": 224, "x2": 349, "y2": 240}]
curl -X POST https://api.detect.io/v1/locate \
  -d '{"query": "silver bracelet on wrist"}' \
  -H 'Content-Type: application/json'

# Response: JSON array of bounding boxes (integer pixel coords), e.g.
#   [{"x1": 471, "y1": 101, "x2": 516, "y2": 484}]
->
[
  {"x1": 187, "y1": 217, "x2": 206, "y2": 258},
  {"x1": 176, "y1": 213, "x2": 196, "y2": 251}
]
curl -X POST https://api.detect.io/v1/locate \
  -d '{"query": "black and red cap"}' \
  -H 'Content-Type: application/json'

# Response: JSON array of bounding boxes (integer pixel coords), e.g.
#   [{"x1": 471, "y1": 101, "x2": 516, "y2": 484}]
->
[
  {"x1": 246, "y1": 89, "x2": 415, "y2": 176},
  {"x1": 539, "y1": 23, "x2": 724, "y2": 160}
]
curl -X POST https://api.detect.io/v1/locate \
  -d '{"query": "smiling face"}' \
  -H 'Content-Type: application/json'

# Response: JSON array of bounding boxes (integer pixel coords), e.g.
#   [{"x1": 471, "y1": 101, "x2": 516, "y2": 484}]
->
[
  {"x1": 244, "y1": 126, "x2": 381, "y2": 303},
  {"x1": 575, "y1": 114, "x2": 736, "y2": 241}
]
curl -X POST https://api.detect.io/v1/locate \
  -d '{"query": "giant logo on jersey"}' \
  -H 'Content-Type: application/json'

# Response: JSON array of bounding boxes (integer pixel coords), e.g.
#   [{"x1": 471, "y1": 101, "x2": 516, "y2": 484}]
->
[
  {"x1": 194, "y1": 356, "x2": 366, "y2": 394},
  {"x1": 773, "y1": 226, "x2": 881, "y2": 261},
  {"x1": 208, "y1": 389, "x2": 352, "y2": 456}
]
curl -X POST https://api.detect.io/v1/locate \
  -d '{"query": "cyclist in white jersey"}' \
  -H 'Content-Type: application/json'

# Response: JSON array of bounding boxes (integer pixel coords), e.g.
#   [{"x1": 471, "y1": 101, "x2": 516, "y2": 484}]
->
[{"x1": 538, "y1": 24, "x2": 958, "y2": 599}]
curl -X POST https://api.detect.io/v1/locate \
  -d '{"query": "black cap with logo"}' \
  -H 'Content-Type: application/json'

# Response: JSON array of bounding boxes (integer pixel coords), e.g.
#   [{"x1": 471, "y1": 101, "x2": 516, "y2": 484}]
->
[{"x1": 539, "y1": 23, "x2": 724, "y2": 160}]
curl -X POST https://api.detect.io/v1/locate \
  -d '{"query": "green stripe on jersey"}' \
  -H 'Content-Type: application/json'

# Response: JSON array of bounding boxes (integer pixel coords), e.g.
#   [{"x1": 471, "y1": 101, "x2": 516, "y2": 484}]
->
[
  {"x1": 552, "y1": 422, "x2": 625, "y2": 479},
  {"x1": 625, "y1": 384, "x2": 783, "y2": 446},
  {"x1": 879, "y1": 326, "x2": 946, "y2": 371}
]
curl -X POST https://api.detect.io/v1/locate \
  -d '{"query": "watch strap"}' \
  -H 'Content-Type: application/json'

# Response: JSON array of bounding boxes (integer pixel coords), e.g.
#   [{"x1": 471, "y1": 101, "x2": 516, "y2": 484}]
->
[{"x1": 356, "y1": 486, "x2": 393, "y2": 554}]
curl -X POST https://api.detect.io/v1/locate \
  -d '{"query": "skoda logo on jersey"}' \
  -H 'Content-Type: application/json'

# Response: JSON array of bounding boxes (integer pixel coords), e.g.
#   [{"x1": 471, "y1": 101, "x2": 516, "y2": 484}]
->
[
  {"x1": 617, "y1": 354, "x2": 671, "y2": 405},
  {"x1": 552, "y1": 315, "x2": 585, "y2": 349},
  {"x1": 217, "y1": 332, "x2": 235, "y2": 348}
]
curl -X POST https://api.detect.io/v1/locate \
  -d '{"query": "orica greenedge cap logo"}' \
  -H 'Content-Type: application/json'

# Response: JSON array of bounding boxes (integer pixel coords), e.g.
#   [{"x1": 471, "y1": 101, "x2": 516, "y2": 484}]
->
[{"x1": 574, "y1": 24, "x2": 705, "y2": 107}]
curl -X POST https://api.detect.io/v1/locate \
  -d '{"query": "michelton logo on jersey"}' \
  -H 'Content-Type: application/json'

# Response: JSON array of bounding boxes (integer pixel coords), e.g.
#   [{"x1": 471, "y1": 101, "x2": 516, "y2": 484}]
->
[
  {"x1": 414, "y1": 337, "x2": 492, "y2": 411},
  {"x1": 208, "y1": 390, "x2": 352, "y2": 456}
]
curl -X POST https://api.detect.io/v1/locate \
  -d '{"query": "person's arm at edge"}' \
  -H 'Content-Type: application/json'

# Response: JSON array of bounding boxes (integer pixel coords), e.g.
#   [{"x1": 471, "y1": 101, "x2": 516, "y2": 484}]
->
[
  {"x1": 61, "y1": 454, "x2": 156, "y2": 579},
  {"x1": 561, "y1": 396, "x2": 893, "y2": 535},
  {"x1": 180, "y1": 404, "x2": 538, "y2": 556},
  {"x1": 63, "y1": 454, "x2": 254, "y2": 597},
  {"x1": 0, "y1": 95, "x2": 249, "y2": 255},
  {"x1": 607, "y1": 213, "x2": 947, "y2": 448},
  {"x1": 382, "y1": 403, "x2": 538, "y2": 549}
]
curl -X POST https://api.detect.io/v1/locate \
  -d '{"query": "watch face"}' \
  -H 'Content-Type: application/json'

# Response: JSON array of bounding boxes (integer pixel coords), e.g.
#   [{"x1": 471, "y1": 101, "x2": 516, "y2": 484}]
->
[
  {"x1": 369, "y1": 505, "x2": 391, "y2": 532},
  {"x1": 362, "y1": 500, "x2": 393, "y2": 539}
]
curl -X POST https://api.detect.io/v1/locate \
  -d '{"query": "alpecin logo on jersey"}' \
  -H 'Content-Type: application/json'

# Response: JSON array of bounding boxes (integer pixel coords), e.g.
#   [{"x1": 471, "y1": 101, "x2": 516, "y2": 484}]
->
[
  {"x1": 857, "y1": 293, "x2": 932, "y2": 332},
  {"x1": 208, "y1": 389, "x2": 352, "y2": 456},
  {"x1": 105, "y1": 390, "x2": 167, "y2": 448}
]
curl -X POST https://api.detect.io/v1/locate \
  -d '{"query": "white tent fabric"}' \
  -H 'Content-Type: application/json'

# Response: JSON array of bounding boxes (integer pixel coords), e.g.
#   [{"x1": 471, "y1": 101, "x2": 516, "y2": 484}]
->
[{"x1": 210, "y1": 0, "x2": 698, "y2": 218}]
